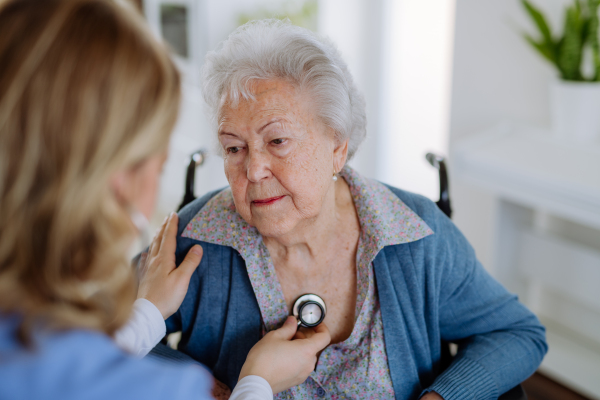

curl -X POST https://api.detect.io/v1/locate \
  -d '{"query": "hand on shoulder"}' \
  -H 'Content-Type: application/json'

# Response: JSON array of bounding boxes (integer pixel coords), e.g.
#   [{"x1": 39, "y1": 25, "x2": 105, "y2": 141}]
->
[{"x1": 136, "y1": 213, "x2": 203, "y2": 319}]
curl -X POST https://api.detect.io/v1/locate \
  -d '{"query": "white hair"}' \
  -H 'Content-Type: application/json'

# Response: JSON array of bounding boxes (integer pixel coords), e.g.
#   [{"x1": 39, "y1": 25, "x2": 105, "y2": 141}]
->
[{"x1": 201, "y1": 19, "x2": 367, "y2": 160}]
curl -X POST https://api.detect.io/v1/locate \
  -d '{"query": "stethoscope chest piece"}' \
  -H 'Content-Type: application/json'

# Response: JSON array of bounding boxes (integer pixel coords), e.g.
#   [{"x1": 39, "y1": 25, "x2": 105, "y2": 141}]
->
[{"x1": 292, "y1": 293, "x2": 327, "y2": 328}]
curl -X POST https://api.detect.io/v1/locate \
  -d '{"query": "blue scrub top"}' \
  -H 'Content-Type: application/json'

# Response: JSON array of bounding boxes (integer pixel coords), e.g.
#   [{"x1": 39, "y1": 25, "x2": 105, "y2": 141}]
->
[{"x1": 0, "y1": 315, "x2": 214, "y2": 400}]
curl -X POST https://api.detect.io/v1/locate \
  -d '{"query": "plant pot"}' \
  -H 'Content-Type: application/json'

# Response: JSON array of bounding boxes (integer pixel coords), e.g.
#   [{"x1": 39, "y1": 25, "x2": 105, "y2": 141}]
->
[{"x1": 551, "y1": 80, "x2": 600, "y2": 144}]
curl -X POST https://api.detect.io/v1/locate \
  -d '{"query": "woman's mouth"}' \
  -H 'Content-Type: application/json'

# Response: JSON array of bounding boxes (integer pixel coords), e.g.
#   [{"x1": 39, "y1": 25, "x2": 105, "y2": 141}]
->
[{"x1": 252, "y1": 196, "x2": 285, "y2": 206}]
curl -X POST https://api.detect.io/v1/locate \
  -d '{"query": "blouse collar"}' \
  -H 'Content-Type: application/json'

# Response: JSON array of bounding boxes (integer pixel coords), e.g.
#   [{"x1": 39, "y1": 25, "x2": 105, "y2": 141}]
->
[{"x1": 181, "y1": 166, "x2": 433, "y2": 254}]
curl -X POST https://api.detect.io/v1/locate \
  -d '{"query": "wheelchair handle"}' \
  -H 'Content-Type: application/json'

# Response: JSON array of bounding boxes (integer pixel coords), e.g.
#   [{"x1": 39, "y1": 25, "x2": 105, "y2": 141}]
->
[
  {"x1": 178, "y1": 149, "x2": 207, "y2": 212},
  {"x1": 425, "y1": 152, "x2": 452, "y2": 219}
]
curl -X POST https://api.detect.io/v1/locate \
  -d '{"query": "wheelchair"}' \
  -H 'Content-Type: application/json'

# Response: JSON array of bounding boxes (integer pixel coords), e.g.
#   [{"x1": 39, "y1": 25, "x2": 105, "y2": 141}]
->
[
  {"x1": 425, "y1": 153, "x2": 526, "y2": 400},
  {"x1": 149, "y1": 150, "x2": 527, "y2": 400}
]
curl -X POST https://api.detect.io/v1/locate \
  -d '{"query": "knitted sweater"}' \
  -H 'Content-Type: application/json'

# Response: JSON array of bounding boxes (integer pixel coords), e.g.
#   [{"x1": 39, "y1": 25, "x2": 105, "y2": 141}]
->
[{"x1": 167, "y1": 182, "x2": 547, "y2": 400}]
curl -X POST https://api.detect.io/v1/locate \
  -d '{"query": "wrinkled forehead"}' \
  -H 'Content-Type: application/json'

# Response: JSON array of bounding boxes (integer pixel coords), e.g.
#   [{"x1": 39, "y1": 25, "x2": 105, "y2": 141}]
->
[{"x1": 217, "y1": 78, "x2": 305, "y2": 124}]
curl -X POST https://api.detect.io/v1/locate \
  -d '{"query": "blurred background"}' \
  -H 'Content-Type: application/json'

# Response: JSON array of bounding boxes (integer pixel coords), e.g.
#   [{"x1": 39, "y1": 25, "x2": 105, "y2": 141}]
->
[{"x1": 134, "y1": 0, "x2": 600, "y2": 398}]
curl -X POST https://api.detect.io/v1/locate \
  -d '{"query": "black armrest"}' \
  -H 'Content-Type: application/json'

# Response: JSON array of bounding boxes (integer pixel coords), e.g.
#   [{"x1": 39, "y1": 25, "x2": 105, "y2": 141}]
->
[{"x1": 499, "y1": 384, "x2": 527, "y2": 400}]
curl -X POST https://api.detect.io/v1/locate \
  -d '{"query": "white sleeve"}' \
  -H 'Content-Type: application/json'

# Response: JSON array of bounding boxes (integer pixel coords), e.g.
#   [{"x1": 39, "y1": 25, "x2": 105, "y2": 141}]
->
[
  {"x1": 114, "y1": 298, "x2": 166, "y2": 358},
  {"x1": 115, "y1": 300, "x2": 273, "y2": 400},
  {"x1": 229, "y1": 376, "x2": 273, "y2": 400}
]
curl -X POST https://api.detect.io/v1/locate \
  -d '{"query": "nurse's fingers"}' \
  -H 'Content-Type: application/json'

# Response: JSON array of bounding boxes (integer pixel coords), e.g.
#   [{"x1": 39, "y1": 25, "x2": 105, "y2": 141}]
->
[
  {"x1": 149, "y1": 214, "x2": 169, "y2": 258},
  {"x1": 272, "y1": 316, "x2": 299, "y2": 340},
  {"x1": 159, "y1": 212, "x2": 178, "y2": 258},
  {"x1": 293, "y1": 329, "x2": 307, "y2": 340},
  {"x1": 294, "y1": 326, "x2": 320, "y2": 340},
  {"x1": 304, "y1": 322, "x2": 331, "y2": 352},
  {"x1": 137, "y1": 251, "x2": 148, "y2": 277},
  {"x1": 175, "y1": 245, "x2": 203, "y2": 279}
]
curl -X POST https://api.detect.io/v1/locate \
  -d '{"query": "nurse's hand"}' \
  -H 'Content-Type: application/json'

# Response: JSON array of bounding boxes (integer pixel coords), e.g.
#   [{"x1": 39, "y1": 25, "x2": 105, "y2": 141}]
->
[
  {"x1": 136, "y1": 212, "x2": 202, "y2": 319},
  {"x1": 238, "y1": 316, "x2": 331, "y2": 394}
]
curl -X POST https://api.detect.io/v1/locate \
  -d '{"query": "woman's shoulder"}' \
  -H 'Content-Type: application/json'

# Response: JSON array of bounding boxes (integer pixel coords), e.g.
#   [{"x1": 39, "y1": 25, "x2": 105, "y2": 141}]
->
[
  {"x1": 381, "y1": 184, "x2": 445, "y2": 227},
  {"x1": 172, "y1": 186, "x2": 243, "y2": 283},
  {"x1": 175, "y1": 186, "x2": 260, "y2": 258},
  {"x1": 379, "y1": 183, "x2": 478, "y2": 281},
  {"x1": 0, "y1": 316, "x2": 213, "y2": 400},
  {"x1": 377, "y1": 183, "x2": 469, "y2": 263},
  {"x1": 177, "y1": 187, "x2": 230, "y2": 235}
]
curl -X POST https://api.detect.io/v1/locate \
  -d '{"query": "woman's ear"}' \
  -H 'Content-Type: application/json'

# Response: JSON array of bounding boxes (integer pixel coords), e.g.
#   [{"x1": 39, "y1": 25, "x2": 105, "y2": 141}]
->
[
  {"x1": 109, "y1": 169, "x2": 132, "y2": 205},
  {"x1": 333, "y1": 137, "x2": 349, "y2": 173},
  {"x1": 108, "y1": 154, "x2": 167, "y2": 219}
]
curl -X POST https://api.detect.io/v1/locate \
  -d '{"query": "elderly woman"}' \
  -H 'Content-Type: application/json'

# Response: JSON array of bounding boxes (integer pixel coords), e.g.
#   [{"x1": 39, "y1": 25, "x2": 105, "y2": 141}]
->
[{"x1": 167, "y1": 20, "x2": 547, "y2": 399}]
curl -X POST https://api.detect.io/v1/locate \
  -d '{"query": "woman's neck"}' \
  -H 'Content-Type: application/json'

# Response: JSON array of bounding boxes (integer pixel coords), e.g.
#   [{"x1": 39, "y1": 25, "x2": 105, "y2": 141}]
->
[{"x1": 263, "y1": 177, "x2": 358, "y2": 268}]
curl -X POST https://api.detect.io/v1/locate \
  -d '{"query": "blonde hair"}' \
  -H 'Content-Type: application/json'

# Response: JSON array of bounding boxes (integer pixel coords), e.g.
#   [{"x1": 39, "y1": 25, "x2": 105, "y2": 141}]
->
[{"x1": 0, "y1": 0, "x2": 180, "y2": 341}]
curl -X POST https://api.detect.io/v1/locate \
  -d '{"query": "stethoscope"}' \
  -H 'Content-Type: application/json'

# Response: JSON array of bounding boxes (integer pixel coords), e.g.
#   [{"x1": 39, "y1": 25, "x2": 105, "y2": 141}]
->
[{"x1": 292, "y1": 294, "x2": 327, "y2": 328}]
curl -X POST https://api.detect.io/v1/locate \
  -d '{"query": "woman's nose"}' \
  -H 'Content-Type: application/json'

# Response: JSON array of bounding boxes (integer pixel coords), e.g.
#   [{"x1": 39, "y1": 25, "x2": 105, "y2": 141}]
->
[{"x1": 245, "y1": 149, "x2": 272, "y2": 183}]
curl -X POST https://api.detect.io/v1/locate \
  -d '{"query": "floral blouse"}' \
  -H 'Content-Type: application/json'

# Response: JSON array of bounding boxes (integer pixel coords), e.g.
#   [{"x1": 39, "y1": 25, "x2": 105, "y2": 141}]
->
[{"x1": 182, "y1": 166, "x2": 433, "y2": 399}]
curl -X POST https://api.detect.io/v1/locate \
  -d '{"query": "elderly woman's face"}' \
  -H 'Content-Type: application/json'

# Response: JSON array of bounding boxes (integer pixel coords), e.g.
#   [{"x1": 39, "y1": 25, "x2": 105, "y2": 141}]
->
[{"x1": 218, "y1": 79, "x2": 345, "y2": 237}]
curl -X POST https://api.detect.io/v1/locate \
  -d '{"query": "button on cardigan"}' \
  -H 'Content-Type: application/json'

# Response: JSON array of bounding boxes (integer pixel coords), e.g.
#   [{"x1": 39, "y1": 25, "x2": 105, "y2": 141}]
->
[{"x1": 167, "y1": 175, "x2": 548, "y2": 400}]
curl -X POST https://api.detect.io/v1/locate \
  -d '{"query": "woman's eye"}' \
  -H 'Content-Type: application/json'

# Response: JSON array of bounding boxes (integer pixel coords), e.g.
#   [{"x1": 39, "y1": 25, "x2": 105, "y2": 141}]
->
[
  {"x1": 271, "y1": 138, "x2": 285, "y2": 145},
  {"x1": 227, "y1": 147, "x2": 241, "y2": 154}
]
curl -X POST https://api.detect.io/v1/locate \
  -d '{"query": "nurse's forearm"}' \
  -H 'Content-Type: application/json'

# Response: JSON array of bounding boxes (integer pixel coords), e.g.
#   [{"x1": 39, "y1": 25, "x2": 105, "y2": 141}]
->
[
  {"x1": 114, "y1": 298, "x2": 165, "y2": 357},
  {"x1": 229, "y1": 376, "x2": 273, "y2": 400},
  {"x1": 116, "y1": 213, "x2": 201, "y2": 357}
]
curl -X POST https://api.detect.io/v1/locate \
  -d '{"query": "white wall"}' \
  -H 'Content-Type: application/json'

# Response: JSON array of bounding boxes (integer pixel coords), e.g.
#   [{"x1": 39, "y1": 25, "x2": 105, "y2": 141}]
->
[
  {"x1": 452, "y1": 5, "x2": 600, "y2": 396},
  {"x1": 321, "y1": 0, "x2": 456, "y2": 200},
  {"x1": 318, "y1": 0, "x2": 383, "y2": 180},
  {"x1": 449, "y1": 0, "x2": 570, "y2": 268},
  {"x1": 378, "y1": 0, "x2": 456, "y2": 200}
]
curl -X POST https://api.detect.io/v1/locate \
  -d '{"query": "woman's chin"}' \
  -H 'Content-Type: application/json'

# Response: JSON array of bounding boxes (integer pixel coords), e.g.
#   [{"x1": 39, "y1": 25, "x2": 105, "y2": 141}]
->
[
  {"x1": 247, "y1": 198, "x2": 313, "y2": 239},
  {"x1": 252, "y1": 216, "x2": 299, "y2": 239}
]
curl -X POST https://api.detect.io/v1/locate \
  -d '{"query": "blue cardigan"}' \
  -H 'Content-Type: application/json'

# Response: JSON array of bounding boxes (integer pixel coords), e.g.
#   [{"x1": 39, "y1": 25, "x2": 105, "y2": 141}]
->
[{"x1": 167, "y1": 185, "x2": 547, "y2": 400}]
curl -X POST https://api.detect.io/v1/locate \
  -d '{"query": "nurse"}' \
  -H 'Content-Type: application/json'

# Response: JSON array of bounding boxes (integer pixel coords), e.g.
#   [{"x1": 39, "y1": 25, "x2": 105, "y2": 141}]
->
[{"x1": 0, "y1": 1, "x2": 330, "y2": 399}]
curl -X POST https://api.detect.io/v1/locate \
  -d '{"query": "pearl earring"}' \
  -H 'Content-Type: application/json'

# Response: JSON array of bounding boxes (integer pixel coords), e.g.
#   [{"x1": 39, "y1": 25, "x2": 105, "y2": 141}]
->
[{"x1": 332, "y1": 173, "x2": 338, "y2": 182}]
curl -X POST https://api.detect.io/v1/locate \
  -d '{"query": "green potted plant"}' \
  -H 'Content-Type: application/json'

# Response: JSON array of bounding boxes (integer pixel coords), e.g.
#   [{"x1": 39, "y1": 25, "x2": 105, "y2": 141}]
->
[{"x1": 522, "y1": 0, "x2": 600, "y2": 143}]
